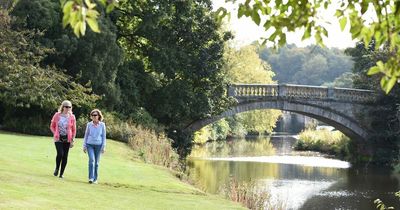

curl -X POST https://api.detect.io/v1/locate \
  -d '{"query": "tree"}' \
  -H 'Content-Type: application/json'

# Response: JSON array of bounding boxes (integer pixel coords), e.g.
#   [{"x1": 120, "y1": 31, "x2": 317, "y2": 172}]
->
[
  {"x1": 346, "y1": 42, "x2": 400, "y2": 165},
  {"x1": 224, "y1": 45, "x2": 275, "y2": 83},
  {"x1": 12, "y1": 0, "x2": 123, "y2": 110},
  {"x1": 224, "y1": 45, "x2": 281, "y2": 134},
  {"x1": 0, "y1": 9, "x2": 98, "y2": 134},
  {"x1": 116, "y1": 0, "x2": 232, "y2": 127},
  {"x1": 259, "y1": 45, "x2": 307, "y2": 83},
  {"x1": 114, "y1": 0, "x2": 232, "y2": 157},
  {"x1": 0, "y1": 9, "x2": 97, "y2": 111},
  {"x1": 293, "y1": 54, "x2": 329, "y2": 85},
  {"x1": 259, "y1": 45, "x2": 354, "y2": 85},
  {"x1": 323, "y1": 72, "x2": 355, "y2": 88}
]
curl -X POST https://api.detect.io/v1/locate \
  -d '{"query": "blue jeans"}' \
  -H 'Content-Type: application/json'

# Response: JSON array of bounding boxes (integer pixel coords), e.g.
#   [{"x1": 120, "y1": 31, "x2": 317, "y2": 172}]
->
[{"x1": 87, "y1": 144, "x2": 102, "y2": 181}]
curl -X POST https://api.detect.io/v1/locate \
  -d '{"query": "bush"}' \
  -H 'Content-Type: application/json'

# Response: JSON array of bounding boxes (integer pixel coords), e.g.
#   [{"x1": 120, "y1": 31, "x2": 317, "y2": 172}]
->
[
  {"x1": 78, "y1": 112, "x2": 180, "y2": 170},
  {"x1": 1, "y1": 106, "x2": 52, "y2": 136},
  {"x1": 219, "y1": 177, "x2": 285, "y2": 210},
  {"x1": 295, "y1": 128, "x2": 350, "y2": 158}
]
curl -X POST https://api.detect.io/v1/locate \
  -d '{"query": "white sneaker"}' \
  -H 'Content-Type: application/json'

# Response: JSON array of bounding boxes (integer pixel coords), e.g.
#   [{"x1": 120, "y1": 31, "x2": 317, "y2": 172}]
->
[
  {"x1": 93, "y1": 180, "x2": 98, "y2": 184},
  {"x1": 89, "y1": 179, "x2": 93, "y2": 184}
]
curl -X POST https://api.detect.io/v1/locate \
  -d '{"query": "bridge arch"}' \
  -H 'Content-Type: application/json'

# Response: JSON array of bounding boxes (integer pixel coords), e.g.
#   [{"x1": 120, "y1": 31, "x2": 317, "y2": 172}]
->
[
  {"x1": 185, "y1": 84, "x2": 376, "y2": 141},
  {"x1": 186, "y1": 100, "x2": 367, "y2": 140}
]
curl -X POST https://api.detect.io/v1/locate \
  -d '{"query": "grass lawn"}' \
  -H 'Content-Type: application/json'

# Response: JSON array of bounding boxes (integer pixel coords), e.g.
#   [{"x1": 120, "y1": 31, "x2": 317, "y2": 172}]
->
[{"x1": 0, "y1": 132, "x2": 245, "y2": 210}]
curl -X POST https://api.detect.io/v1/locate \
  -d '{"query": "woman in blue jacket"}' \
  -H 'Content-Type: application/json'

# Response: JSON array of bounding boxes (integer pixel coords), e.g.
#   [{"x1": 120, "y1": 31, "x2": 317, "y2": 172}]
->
[{"x1": 83, "y1": 109, "x2": 106, "y2": 184}]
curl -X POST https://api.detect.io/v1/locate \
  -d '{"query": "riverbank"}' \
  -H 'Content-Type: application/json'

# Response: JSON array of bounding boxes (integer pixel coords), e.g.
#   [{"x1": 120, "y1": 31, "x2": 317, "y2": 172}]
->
[{"x1": 0, "y1": 132, "x2": 245, "y2": 210}]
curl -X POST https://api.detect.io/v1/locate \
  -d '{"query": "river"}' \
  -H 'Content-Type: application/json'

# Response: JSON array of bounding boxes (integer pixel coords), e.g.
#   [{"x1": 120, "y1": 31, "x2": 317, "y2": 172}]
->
[{"x1": 187, "y1": 135, "x2": 400, "y2": 210}]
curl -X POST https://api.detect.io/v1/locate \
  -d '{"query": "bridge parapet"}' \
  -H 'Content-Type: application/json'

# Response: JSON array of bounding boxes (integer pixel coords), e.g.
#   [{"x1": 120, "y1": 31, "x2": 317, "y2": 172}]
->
[{"x1": 229, "y1": 84, "x2": 376, "y2": 103}]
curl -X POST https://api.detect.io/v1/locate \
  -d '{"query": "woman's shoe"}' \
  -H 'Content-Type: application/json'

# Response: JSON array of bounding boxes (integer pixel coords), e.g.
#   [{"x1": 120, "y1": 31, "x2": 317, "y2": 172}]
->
[
  {"x1": 89, "y1": 179, "x2": 93, "y2": 184},
  {"x1": 53, "y1": 169, "x2": 59, "y2": 176}
]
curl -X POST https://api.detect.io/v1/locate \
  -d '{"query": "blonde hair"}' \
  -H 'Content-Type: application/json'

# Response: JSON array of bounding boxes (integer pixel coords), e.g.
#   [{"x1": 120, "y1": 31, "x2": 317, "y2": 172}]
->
[
  {"x1": 90, "y1": 109, "x2": 104, "y2": 121},
  {"x1": 58, "y1": 100, "x2": 73, "y2": 113}
]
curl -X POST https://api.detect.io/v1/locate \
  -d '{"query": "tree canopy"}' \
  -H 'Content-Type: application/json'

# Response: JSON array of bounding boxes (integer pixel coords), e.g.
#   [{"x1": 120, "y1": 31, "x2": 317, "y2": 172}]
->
[
  {"x1": 219, "y1": 0, "x2": 400, "y2": 93},
  {"x1": 0, "y1": 9, "x2": 97, "y2": 111},
  {"x1": 259, "y1": 45, "x2": 353, "y2": 85}
]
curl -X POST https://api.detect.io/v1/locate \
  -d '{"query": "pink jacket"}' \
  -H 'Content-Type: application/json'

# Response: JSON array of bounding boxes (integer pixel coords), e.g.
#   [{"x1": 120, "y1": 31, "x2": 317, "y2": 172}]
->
[{"x1": 50, "y1": 112, "x2": 76, "y2": 142}]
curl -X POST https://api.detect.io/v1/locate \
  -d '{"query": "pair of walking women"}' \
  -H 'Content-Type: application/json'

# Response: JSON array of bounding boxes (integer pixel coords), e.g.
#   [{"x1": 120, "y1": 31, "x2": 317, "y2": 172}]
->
[{"x1": 50, "y1": 100, "x2": 107, "y2": 184}]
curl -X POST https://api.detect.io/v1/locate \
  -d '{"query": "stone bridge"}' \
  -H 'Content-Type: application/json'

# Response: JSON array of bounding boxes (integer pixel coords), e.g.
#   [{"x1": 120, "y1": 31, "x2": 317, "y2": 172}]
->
[{"x1": 185, "y1": 84, "x2": 377, "y2": 141}]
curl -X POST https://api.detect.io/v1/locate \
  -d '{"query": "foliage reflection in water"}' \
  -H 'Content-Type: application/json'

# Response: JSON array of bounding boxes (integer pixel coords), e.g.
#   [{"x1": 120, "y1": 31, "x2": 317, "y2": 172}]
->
[{"x1": 190, "y1": 137, "x2": 276, "y2": 158}]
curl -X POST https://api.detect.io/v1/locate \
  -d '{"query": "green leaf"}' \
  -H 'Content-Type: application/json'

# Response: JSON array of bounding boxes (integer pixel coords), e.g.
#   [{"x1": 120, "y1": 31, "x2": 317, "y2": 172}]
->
[
  {"x1": 98, "y1": 0, "x2": 107, "y2": 7},
  {"x1": 302, "y1": 25, "x2": 311, "y2": 40},
  {"x1": 70, "y1": 11, "x2": 79, "y2": 27},
  {"x1": 84, "y1": 0, "x2": 97, "y2": 9},
  {"x1": 80, "y1": 19, "x2": 86, "y2": 36},
  {"x1": 322, "y1": 27, "x2": 328, "y2": 37},
  {"x1": 62, "y1": 13, "x2": 70, "y2": 28},
  {"x1": 106, "y1": 4, "x2": 115, "y2": 14},
  {"x1": 73, "y1": 22, "x2": 81, "y2": 37},
  {"x1": 238, "y1": 4, "x2": 246, "y2": 18},
  {"x1": 62, "y1": 1, "x2": 74, "y2": 14},
  {"x1": 367, "y1": 66, "x2": 380, "y2": 75},
  {"x1": 339, "y1": 17, "x2": 347, "y2": 31},
  {"x1": 87, "y1": 18, "x2": 100, "y2": 33},
  {"x1": 324, "y1": 2, "x2": 328, "y2": 9},
  {"x1": 396, "y1": 1, "x2": 400, "y2": 16},
  {"x1": 251, "y1": 10, "x2": 261, "y2": 25},
  {"x1": 377, "y1": 61, "x2": 384, "y2": 70},
  {"x1": 268, "y1": 31, "x2": 278, "y2": 42},
  {"x1": 86, "y1": 9, "x2": 99, "y2": 18},
  {"x1": 335, "y1": 10, "x2": 343, "y2": 17},
  {"x1": 278, "y1": 33, "x2": 286, "y2": 46},
  {"x1": 315, "y1": 31, "x2": 323, "y2": 45},
  {"x1": 381, "y1": 76, "x2": 397, "y2": 94},
  {"x1": 360, "y1": 1, "x2": 368, "y2": 14}
]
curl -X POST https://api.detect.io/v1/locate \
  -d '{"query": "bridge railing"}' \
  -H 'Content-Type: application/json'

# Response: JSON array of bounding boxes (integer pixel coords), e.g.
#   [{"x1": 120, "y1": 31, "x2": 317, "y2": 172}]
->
[{"x1": 228, "y1": 84, "x2": 376, "y2": 103}]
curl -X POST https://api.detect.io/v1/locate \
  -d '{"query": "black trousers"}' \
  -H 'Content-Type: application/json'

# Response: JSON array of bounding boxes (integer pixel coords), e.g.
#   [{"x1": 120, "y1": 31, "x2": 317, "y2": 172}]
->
[{"x1": 55, "y1": 142, "x2": 70, "y2": 176}]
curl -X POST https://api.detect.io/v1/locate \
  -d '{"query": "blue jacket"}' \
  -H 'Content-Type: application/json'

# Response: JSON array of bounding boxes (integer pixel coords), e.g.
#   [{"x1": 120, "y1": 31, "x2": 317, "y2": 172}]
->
[{"x1": 83, "y1": 121, "x2": 106, "y2": 150}]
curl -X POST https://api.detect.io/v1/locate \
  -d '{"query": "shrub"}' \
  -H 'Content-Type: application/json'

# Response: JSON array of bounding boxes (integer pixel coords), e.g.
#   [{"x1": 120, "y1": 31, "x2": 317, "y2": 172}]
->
[
  {"x1": 295, "y1": 128, "x2": 350, "y2": 158},
  {"x1": 78, "y1": 112, "x2": 180, "y2": 170},
  {"x1": 219, "y1": 177, "x2": 285, "y2": 210}
]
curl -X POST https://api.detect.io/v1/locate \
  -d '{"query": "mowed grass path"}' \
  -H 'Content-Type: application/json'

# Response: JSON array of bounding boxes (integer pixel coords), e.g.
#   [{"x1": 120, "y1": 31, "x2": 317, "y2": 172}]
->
[{"x1": 0, "y1": 132, "x2": 244, "y2": 210}]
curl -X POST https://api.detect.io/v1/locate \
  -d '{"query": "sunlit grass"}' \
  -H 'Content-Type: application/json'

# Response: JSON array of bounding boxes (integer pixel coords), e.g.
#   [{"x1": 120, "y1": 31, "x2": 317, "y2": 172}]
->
[{"x1": 0, "y1": 132, "x2": 245, "y2": 210}]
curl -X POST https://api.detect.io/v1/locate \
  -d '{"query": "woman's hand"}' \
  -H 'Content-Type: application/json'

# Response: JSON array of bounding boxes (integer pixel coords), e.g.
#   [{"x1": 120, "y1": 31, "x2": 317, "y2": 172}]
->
[
  {"x1": 70, "y1": 141, "x2": 74, "y2": 148},
  {"x1": 83, "y1": 147, "x2": 87, "y2": 153}
]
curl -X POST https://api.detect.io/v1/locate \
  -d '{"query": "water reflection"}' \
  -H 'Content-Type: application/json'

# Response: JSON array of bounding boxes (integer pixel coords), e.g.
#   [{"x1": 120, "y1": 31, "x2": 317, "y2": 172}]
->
[
  {"x1": 188, "y1": 136, "x2": 400, "y2": 209},
  {"x1": 190, "y1": 138, "x2": 276, "y2": 158},
  {"x1": 201, "y1": 156, "x2": 350, "y2": 168}
]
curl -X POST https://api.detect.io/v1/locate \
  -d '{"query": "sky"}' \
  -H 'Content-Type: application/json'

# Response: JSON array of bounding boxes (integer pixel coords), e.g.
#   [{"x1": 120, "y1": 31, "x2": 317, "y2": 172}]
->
[{"x1": 212, "y1": 0, "x2": 358, "y2": 49}]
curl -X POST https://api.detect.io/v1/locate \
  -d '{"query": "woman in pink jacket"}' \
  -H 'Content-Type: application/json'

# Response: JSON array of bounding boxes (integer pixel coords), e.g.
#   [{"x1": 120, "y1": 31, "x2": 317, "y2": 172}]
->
[{"x1": 50, "y1": 100, "x2": 76, "y2": 178}]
